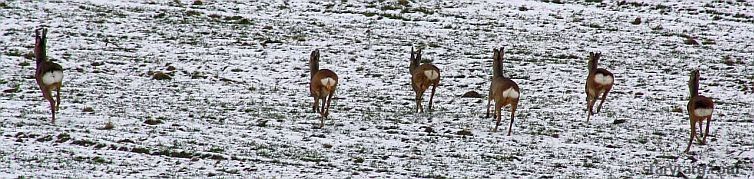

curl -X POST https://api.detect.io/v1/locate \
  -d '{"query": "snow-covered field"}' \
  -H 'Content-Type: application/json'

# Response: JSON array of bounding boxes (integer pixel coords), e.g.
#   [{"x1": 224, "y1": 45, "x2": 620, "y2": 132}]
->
[{"x1": 1, "y1": 0, "x2": 753, "y2": 178}]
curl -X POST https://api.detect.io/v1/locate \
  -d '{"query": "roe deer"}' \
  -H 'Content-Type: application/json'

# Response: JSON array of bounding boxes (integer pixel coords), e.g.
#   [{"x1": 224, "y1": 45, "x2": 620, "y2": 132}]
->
[
  {"x1": 34, "y1": 28, "x2": 64, "y2": 123},
  {"x1": 409, "y1": 47, "x2": 440, "y2": 113},
  {"x1": 684, "y1": 69, "x2": 714, "y2": 153},
  {"x1": 309, "y1": 49, "x2": 338, "y2": 128},
  {"x1": 485, "y1": 47, "x2": 520, "y2": 135},
  {"x1": 585, "y1": 52, "x2": 614, "y2": 123}
]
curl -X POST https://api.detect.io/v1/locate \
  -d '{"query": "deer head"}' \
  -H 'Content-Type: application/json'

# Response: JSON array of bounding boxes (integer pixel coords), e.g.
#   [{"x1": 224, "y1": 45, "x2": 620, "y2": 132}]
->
[
  {"x1": 588, "y1": 52, "x2": 601, "y2": 73},
  {"x1": 35, "y1": 28, "x2": 48, "y2": 63},
  {"x1": 492, "y1": 48, "x2": 503, "y2": 79},
  {"x1": 309, "y1": 49, "x2": 320, "y2": 78},
  {"x1": 689, "y1": 69, "x2": 700, "y2": 98},
  {"x1": 409, "y1": 47, "x2": 422, "y2": 74}
]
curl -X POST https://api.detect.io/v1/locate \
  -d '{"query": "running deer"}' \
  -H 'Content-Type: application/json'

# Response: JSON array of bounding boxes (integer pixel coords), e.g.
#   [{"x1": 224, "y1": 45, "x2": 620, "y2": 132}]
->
[
  {"x1": 309, "y1": 49, "x2": 338, "y2": 128},
  {"x1": 585, "y1": 52, "x2": 614, "y2": 122},
  {"x1": 34, "y1": 28, "x2": 64, "y2": 123},
  {"x1": 684, "y1": 69, "x2": 714, "y2": 153},
  {"x1": 485, "y1": 47, "x2": 520, "y2": 135},
  {"x1": 409, "y1": 47, "x2": 440, "y2": 113}
]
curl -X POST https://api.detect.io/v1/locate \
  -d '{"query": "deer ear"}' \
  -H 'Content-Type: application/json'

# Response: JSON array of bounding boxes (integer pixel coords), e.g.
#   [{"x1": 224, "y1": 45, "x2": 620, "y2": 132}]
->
[
  {"x1": 499, "y1": 47, "x2": 504, "y2": 60},
  {"x1": 416, "y1": 49, "x2": 422, "y2": 61},
  {"x1": 35, "y1": 28, "x2": 43, "y2": 42},
  {"x1": 410, "y1": 47, "x2": 415, "y2": 60},
  {"x1": 311, "y1": 49, "x2": 318, "y2": 61},
  {"x1": 490, "y1": 48, "x2": 494, "y2": 59}
]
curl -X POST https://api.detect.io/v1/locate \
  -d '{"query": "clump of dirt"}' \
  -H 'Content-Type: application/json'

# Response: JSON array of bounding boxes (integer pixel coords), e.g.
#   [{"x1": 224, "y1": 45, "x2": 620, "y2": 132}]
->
[{"x1": 461, "y1": 91, "x2": 483, "y2": 98}]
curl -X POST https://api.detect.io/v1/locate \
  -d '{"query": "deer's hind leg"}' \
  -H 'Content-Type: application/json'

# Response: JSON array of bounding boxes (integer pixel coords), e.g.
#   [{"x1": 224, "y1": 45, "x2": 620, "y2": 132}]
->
[
  {"x1": 507, "y1": 100, "x2": 518, "y2": 136},
  {"x1": 684, "y1": 116, "x2": 697, "y2": 153},
  {"x1": 42, "y1": 89, "x2": 56, "y2": 123},
  {"x1": 596, "y1": 87, "x2": 611, "y2": 113},
  {"x1": 428, "y1": 84, "x2": 437, "y2": 112},
  {"x1": 702, "y1": 116, "x2": 712, "y2": 145},
  {"x1": 493, "y1": 101, "x2": 503, "y2": 132},
  {"x1": 486, "y1": 94, "x2": 492, "y2": 118},
  {"x1": 55, "y1": 86, "x2": 61, "y2": 111},
  {"x1": 312, "y1": 96, "x2": 319, "y2": 113}
]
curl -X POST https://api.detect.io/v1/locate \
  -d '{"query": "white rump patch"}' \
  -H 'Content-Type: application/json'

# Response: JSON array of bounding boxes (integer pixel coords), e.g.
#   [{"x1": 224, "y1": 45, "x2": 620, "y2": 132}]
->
[
  {"x1": 502, "y1": 88, "x2": 519, "y2": 99},
  {"x1": 694, "y1": 108, "x2": 713, "y2": 117},
  {"x1": 320, "y1": 77, "x2": 336, "y2": 87},
  {"x1": 42, "y1": 70, "x2": 63, "y2": 85},
  {"x1": 594, "y1": 74, "x2": 613, "y2": 85},
  {"x1": 594, "y1": 73, "x2": 613, "y2": 85},
  {"x1": 424, "y1": 70, "x2": 439, "y2": 80}
]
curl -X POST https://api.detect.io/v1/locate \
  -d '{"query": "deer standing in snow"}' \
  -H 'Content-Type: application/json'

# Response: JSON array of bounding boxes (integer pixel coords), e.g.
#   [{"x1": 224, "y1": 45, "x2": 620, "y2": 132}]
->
[
  {"x1": 684, "y1": 69, "x2": 714, "y2": 153},
  {"x1": 585, "y1": 52, "x2": 614, "y2": 122},
  {"x1": 485, "y1": 48, "x2": 520, "y2": 135},
  {"x1": 409, "y1": 47, "x2": 440, "y2": 113},
  {"x1": 34, "y1": 28, "x2": 64, "y2": 123},
  {"x1": 309, "y1": 49, "x2": 338, "y2": 128}
]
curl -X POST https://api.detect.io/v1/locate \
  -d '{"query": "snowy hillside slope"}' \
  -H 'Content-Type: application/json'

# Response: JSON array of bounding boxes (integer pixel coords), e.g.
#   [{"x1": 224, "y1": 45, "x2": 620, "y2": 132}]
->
[{"x1": 1, "y1": 0, "x2": 753, "y2": 178}]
